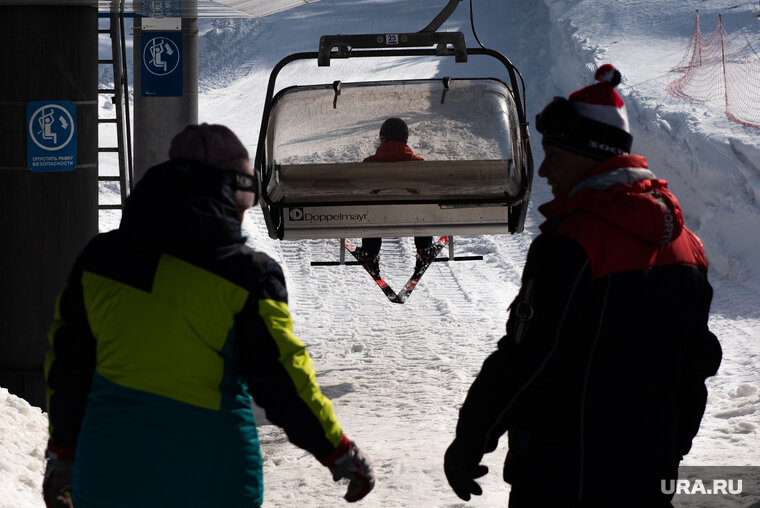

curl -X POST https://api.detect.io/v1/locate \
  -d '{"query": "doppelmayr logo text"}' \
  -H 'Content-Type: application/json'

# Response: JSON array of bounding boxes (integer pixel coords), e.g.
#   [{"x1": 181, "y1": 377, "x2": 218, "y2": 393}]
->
[
  {"x1": 289, "y1": 208, "x2": 369, "y2": 223},
  {"x1": 661, "y1": 479, "x2": 742, "y2": 495}
]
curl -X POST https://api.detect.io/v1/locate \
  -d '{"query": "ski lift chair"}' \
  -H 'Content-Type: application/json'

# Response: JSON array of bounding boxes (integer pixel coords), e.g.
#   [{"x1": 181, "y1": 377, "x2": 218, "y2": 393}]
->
[{"x1": 254, "y1": 8, "x2": 533, "y2": 242}]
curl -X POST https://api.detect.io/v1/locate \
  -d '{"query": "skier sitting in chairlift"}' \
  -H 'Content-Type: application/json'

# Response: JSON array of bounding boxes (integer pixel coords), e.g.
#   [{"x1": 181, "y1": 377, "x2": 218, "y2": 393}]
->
[{"x1": 354, "y1": 118, "x2": 439, "y2": 276}]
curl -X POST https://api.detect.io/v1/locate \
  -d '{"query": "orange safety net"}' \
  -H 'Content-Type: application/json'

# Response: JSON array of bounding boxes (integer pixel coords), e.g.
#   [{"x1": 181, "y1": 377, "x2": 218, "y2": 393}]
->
[{"x1": 668, "y1": 11, "x2": 760, "y2": 129}]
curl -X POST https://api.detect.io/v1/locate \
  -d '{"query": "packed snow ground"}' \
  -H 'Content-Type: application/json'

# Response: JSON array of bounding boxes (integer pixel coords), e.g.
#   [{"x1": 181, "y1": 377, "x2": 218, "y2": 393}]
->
[{"x1": 3, "y1": 0, "x2": 760, "y2": 507}]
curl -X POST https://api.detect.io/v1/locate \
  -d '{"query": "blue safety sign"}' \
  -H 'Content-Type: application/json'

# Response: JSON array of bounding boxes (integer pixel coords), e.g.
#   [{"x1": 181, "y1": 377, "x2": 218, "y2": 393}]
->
[
  {"x1": 141, "y1": 32, "x2": 183, "y2": 96},
  {"x1": 26, "y1": 101, "x2": 77, "y2": 172}
]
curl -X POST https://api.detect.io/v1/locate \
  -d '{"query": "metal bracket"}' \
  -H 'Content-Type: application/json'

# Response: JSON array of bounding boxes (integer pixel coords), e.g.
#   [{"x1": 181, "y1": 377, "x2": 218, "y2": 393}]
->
[
  {"x1": 440, "y1": 76, "x2": 451, "y2": 104},
  {"x1": 332, "y1": 80, "x2": 341, "y2": 109},
  {"x1": 318, "y1": 31, "x2": 467, "y2": 66}
]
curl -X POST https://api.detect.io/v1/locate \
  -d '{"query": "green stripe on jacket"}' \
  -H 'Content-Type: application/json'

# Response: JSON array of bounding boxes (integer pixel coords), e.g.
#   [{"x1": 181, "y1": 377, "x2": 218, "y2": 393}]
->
[
  {"x1": 82, "y1": 254, "x2": 249, "y2": 410},
  {"x1": 259, "y1": 299, "x2": 343, "y2": 448}
]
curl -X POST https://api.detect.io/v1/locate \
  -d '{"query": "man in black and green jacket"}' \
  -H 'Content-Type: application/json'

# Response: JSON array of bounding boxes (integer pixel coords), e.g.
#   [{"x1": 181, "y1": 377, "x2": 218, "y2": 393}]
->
[{"x1": 43, "y1": 124, "x2": 374, "y2": 508}]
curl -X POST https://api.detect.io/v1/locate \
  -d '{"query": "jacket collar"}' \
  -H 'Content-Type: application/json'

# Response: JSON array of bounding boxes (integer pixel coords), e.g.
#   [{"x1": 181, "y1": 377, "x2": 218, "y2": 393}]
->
[
  {"x1": 541, "y1": 154, "x2": 650, "y2": 218},
  {"x1": 538, "y1": 154, "x2": 685, "y2": 246},
  {"x1": 370, "y1": 141, "x2": 419, "y2": 161},
  {"x1": 119, "y1": 159, "x2": 244, "y2": 253}
]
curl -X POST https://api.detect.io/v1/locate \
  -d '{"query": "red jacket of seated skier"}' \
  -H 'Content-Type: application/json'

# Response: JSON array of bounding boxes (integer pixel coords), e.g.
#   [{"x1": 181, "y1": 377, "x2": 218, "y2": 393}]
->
[{"x1": 359, "y1": 118, "x2": 432, "y2": 268}]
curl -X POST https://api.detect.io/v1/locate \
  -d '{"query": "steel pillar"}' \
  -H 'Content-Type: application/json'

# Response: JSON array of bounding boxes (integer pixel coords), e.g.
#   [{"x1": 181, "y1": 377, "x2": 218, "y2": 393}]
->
[
  {"x1": 0, "y1": 6, "x2": 98, "y2": 408},
  {"x1": 132, "y1": 7, "x2": 198, "y2": 182}
]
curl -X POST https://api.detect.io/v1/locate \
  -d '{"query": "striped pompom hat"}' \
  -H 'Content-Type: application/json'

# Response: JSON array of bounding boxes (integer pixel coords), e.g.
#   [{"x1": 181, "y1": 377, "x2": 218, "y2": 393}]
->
[{"x1": 536, "y1": 64, "x2": 633, "y2": 160}]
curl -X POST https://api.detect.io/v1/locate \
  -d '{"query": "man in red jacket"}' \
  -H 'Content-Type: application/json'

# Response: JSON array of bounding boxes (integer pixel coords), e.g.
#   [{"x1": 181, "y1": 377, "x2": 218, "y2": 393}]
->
[
  {"x1": 444, "y1": 64, "x2": 721, "y2": 507},
  {"x1": 355, "y1": 117, "x2": 436, "y2": 275}
]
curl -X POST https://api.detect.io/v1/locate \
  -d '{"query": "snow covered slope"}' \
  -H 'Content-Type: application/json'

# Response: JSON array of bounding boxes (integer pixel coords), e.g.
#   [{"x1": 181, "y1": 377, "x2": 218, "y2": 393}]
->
[
  {"x1": 196, "y1": 0, "x2": 760, "y2": 505},
  {"x1": 3, "y1": 0, "x2": 759, "y2": 507}
]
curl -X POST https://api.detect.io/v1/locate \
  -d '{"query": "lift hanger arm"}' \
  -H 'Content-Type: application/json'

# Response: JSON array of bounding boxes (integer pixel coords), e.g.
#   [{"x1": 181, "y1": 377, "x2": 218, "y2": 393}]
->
[
  {"x1": 318, "y1": 33, "x2": 467, "y2": 66},
  {"x1": 316, "y1": 0, "x2": 466, "y2": 66},
  {"x1": 419, "y1": 0, "x2": 464, "y2": 33}
]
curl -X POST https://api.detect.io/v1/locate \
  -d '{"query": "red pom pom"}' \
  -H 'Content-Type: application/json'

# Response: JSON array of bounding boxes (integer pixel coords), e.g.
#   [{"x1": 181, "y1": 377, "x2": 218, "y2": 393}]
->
[{"x1": 594, "y1": 63, "x2": 621, "y2": 87}]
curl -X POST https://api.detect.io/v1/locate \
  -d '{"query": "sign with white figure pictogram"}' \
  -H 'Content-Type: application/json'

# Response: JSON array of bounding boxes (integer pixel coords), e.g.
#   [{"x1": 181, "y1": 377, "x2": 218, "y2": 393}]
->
[
  {"x1": 141, "y1": 32, "x2": 182, "y2": 96},
  {"x1": 26, "y1": 101, "x2": 77, "y2": 172}
]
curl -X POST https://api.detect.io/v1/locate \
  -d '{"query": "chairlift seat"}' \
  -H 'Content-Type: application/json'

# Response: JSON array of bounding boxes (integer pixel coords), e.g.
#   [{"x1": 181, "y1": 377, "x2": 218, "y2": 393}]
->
[
  {"x1": 268, "y1": 159, "x2": 519, "y2": 203},
  {"x1": 255, "y1": 50, "x2": 533, "y2": 240}
]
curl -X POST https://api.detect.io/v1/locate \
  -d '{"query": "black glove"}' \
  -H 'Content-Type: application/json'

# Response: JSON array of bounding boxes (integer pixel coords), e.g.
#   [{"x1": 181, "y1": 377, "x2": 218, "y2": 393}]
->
[
  {"x1": 42, "y1": 443, "x2": 76, "y2": 508},
  {"x1": 444, "y1": 438, "x2": 489, "y2": 501},
  {"x1": 320, "y1": 434, "x2": 375, "y2": 502}
]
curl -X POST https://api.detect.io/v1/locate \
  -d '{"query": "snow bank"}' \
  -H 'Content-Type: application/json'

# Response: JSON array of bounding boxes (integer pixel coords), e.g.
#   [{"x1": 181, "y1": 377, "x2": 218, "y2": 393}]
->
[{"x1": 0, "y1": 388, "x2": 47, "y2": 508}]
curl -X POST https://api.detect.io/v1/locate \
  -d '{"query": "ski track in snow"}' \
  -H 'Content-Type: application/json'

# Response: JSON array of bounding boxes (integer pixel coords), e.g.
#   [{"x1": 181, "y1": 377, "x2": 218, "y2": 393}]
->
[
  {"x1": 247, "y1": 207, "x2": 522, "y2": 506},
  {"x1": 240, "y1": 184, "x2": 521, "y2": 506},
  {"x1": 5, "y1": 1, "x2": 759, "y2": 507}
]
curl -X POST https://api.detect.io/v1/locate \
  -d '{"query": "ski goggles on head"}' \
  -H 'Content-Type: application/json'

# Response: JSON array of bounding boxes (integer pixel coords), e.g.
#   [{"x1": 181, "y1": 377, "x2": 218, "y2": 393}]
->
[
  {"x1": 171, "y1": 159, "x2": 260, "y2": 200},
  {"x1": 224, "y1": 169, "x2": 260, "y2": 204},
  {"x1": 227, "y1": 170, "x2": 257, "y2": 193}
]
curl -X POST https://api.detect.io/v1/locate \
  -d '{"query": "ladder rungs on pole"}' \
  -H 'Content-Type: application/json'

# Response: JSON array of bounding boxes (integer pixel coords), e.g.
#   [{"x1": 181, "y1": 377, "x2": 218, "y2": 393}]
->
[{"x1": 97, "y1": 11, "x2": 133, "y2": 212}]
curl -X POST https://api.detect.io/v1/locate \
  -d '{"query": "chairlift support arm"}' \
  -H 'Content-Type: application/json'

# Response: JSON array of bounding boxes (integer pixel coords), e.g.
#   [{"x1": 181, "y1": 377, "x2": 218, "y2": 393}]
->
[
  {"x1": 317, "y1": 0, "x2": 465, "y2": 66},
  {"x1": 419, "y1": 0, "x2": 464, "y2": 33},
  {"x1": 318, "y1": 32, "x2": 467, "y2": 66}
]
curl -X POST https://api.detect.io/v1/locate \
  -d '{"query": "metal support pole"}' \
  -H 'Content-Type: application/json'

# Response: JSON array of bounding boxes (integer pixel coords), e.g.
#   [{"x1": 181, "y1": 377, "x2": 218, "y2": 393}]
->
[
  {"x1": 719, "y1": 15, "x2": 729, "y2": 113},
  {"x1": 0, "y1": 6, "x2": 98, "y2": 407},
  {"x1": 132, "y1": 2, "x2": 198, "y2": 182}
]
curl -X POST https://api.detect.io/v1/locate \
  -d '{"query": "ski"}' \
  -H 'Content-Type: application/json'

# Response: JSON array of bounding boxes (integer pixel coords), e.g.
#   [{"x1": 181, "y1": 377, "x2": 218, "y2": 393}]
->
[
  {"x1": 395, "y1": 236, "x2": 450, "y2": 303},
  {"x1": 344, "y1": 239, "x2": 402, "y2": 303}
]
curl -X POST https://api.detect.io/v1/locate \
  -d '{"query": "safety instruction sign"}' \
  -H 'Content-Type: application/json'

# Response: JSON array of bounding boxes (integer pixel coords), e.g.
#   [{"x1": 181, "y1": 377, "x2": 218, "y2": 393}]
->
[
  {"x1": 26, "y1": 101, "x2": 77, "y2": 172},
  {"x1": 141, "y1": 32, "x2": 183, "y2": 96}
]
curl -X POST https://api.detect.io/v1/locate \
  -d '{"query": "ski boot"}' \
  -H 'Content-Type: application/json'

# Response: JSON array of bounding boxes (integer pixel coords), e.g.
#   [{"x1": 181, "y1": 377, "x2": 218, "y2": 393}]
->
[{"x1": 354, "y1": 248, "x2": 380, "y2": 278}]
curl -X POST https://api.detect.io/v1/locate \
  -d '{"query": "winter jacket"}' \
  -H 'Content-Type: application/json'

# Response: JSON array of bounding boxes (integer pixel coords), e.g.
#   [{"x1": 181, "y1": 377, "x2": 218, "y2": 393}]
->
[
  {"x1": 453, "y1": 155, "x2": 721, "y2": 507},
  {"x1": 45, "y1": 159, "x2": 343, "y2": 508},
  {"x1": 360, "y1": 140, "x2": 428, "y2": 251},
  {"x1": 363, "y1": 140, "x2": 424, "y2": 162}
]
